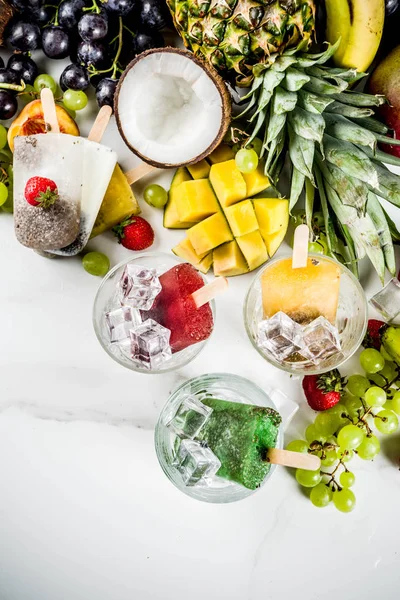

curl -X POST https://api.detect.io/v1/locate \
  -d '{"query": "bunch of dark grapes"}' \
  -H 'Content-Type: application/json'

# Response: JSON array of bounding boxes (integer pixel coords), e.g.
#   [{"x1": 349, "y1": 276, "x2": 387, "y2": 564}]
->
[{"x1": 2, "y1": 0, "x2": 169, "y2": 116}]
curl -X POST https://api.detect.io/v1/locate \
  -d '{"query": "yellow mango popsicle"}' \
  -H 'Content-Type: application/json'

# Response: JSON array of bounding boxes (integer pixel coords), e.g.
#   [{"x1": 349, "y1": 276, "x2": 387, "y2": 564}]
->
[{"x1": 262, "y1": 257, "x2": 340, "y2": 324}]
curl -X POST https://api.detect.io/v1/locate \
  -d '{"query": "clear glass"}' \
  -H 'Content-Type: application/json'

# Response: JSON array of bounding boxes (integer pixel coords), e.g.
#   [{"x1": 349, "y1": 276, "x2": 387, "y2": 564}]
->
[
  {"x1": 155, "y1": 373, "x2": 283, "y2": 503},
  {"x1": 93, "y1": 252, "x2": 215, "y2": 374},
  {"x1": 244, "y1": 254, "x2": 368, "y2": 375}
]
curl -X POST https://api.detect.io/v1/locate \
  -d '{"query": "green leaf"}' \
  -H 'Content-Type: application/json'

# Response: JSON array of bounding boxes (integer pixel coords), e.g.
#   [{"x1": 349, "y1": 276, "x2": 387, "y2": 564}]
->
[
  {"x1": 323, "y1": 114, "x2": 377, "y2": 149},
  {"x1": 323, "y1": 134, "x2": 379, "y2": 188},
  {"x1": 337, "y1": 222, "x2": 360, "y2": 278},
  {"x1": 265, "y1": 128, "x2": 286, "y2": 181},
  {"x1": 305, "y1": 177, "x2": 315, "y2": 231},
  {"x1": 326, "y1": 101, "x2": 374, "y2": 119},
  {"x1": 367, "y1": 192, "x2": 396, "y2": 276},
  {"x1": 240, "y1": 73, "x2": 264, "y2": 102},
  {"x1": 333, "y1": 92, "x2": 387, "y2": 107},
  {"x1": 288, "y1": 123, "x2": 315, "y2": 182},
  {"x1": 382, "y1": 206, "x2": 400, "y2": 243},
  {"x1": 374, "y1": 133, "x2": 400, "y2": 147},
  {"x1": 304, "y1": 75, "x2": 344, "y2": 95},
  {"x1": 288, "y1": 107, "x2": 325, "y2": 143},
  {"x1": 253, "y1": 69, "x2": 285, "y2": 116},
  {"x1": 271, "y1": 56, "x2": 297, "y2": 72},
  {"x1": 316, "y1": 155, "x2": 368, "y2": 215},
  {"x1": 314, "y1": 166, "x2": 337, "y2": 256},
  {"x1": 272, "y1": 86, "x2": 298, "y2": 115},
  {"x1": 248, "y1": 107, "x2": 268, "y2": 143},
  {"x1": 306, "y1": 66, "x2": 348, "y2": 91},
  {"x1": 297, "y1": 90, "x2": 334, "y2": 114},
  {"x1": 298, "y1": 40, "x2": 342, "y2": 66},
  {"x1": 360, "y1": 145, "x2": 400, "y2": 167},
  {"x1": 317, "y1": 66, "x2": 367, "y2": 83},
  {"x1": 351, "y1": 117, "x2": 390, "y2": 135},
  {"x1": 282, "y1": 68, "x2": 310, "y2": 92},
  {"x1": 289, "y1": 167, "x2": 305, "y2": 211},
  {"x1": 372, "y1": 162, "x2": 400, "y2": 208},
  {"x1": 266, "y1": 110, "x2": 286, "y2": 145}
]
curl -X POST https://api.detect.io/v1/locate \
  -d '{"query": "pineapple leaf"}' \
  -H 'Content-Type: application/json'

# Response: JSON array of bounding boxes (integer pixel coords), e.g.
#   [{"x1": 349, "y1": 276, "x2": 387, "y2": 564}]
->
[
  {"x1": 307, "y1": 66, "x2": 348, "y2": 91},
  {"x1": 367, "y1": 192, "x2": 397, "y2": 276},
  {"x1": 305, "y1": 177, "x2": 315, "y2": 231},
  {"x1": 266, "y1": 110, "x2": 286, "y2": 145},
  {"x1": 374, "y1": 133, "x2": 400, "y2": 146},
  {"x1": 333, "y1": 92, "x2": 387, "y2": 107},
  {"x1": 336, "y1": 222, "x2": 360, "y2": 278},
  {"x1": 361, "y1": 146, "x2": 400, "y2": 168},
  {"x1": 326, "y1": 101, "x2": 374, "y2": 119},
  {"x1": 271, "y1": 56, "x2": 298, "y2": 72},
  {"x1": 324, "y1": 114, "x2": 377, "y2": 149},
  {"x1": 381, "y1": 206, "x2": 400, "y2": 243},
  {"x1": 371, "y1": 162, "x2": 400, "y2": 208},
  {"x1": 318, "y1": 66, "x2": 367, "y2": 83},
  {"x1": 297, "y1": 90, "x2": 334, "y2": 114},
  {"x1": 350, "y1": 117, "x2": 390, "y2": 135},
  {"x1": 282, "y1": 68, "x2": 310, "y2": 92},
  {"x1": 316, "y1": 156, "x2": 368, "y2": 215},
  {"x1": 314, "y1": 166, "x2": 337, "y2": 256},
  {"x1": 298, "y1": 39, "x2": 342, "y2": 64},
  {"x1": 253, "y1": 70, "x2": 285, "y2": 116},
  {"x1": 304, "y1": 75, "x2": 345, "y2": 95},
  {"x1": 272, "y1": 87, "x2": 297, "y2": 115},
  {"x1": 323, "y1": 134, "x2": 379, "y2": 188},
  {"x1": 288, "y1": 124, "x2": 315, "y2": 182},
  {"x1": 288, "y1": 107, "x2": 325, "y2": 143},
  {"x1": 289, "y1": 166, "x2": 305, "y2": 211}
]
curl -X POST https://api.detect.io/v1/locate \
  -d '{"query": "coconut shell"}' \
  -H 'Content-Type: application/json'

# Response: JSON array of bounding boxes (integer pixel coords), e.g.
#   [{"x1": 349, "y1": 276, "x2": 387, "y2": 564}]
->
[
  {"x1": 0, "y1": 0, "x2": 14, "y2": 46},
  {"x1": 114, "y1": 47, "x2": 232, "y2": 169}
]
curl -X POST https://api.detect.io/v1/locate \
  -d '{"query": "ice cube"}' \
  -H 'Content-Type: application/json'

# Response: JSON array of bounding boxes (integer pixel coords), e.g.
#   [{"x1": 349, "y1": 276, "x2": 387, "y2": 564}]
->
[
  {"x1": 118, "y1": 264, "x2": 162, "y2": 311},
  {"x1": 166, "y1": 395, "x2": 213, "y2": 439},
  {"x1": 257, "y1": 311, "x2": 304, "y2": 361},
  {"x1": 105, "y1": 306, "x2": 141, "y2": 344},
  {"x1": 130, "y1": 318, "x2": 172, "y2": 369},
  {"x1": 301, "y1": 316, "x2": 342, "y2": 363},
  {"x1": 369, "y1": 278, "x2": 400, "y2": 323},
  {"x1": 173, "y1": 439, "x2": 221, "y2": 486}
]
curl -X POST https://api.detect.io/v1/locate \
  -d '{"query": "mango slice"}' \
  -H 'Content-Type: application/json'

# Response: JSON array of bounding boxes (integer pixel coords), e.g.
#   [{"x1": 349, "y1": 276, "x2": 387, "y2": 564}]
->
[
  {"x1": 197, "y1": 253, "x2": 214, "y2": 274},
  {"x1": 207, "y1": 144, "x2": 235, "y2": 164},
  {"x1": 253, "y1": 198, "x2": 289, "y2": 235},
  {"x1": 176, "y1": 179, "x2": 219, "y2": 223},
  {"x1": 187, "y1": 212, "x2": 233, "y2": 255},
  {"x1": 164, "y1": 167, "x2": 193, "y2": 229},
  {"x1": 236, "y1": 230, "x2": 269, "y2": 271},
  {"x1": 209, "y1": 160, "x2": 247, "y2": 207},
  {"x1": 213, "y1": 240, "x2": 248, "y2": 276},
  {"x1": 261, "y1": 228, "x2": 287, "y2": 258},
  {"x1": 172, "y1": 237, "x2": 209, "y2": 263},
  {"x1": 188, "y1": 159, "x2": 211, "y2": 179},
  {"x1": 225, "y1": 200, "x2": 259, "y2": 237},
  {"x1": 243, "y1": 163, "x2": 270, "y2": 197},
  {"x1": 91, "y1": 164, "x2": 140, "y2": 238}
]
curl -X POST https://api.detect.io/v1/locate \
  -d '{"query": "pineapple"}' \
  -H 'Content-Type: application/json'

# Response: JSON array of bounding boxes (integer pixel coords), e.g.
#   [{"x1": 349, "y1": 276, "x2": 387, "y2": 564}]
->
[{"x1": 166, "y1": 0, "x2": 316, "y2": 86}]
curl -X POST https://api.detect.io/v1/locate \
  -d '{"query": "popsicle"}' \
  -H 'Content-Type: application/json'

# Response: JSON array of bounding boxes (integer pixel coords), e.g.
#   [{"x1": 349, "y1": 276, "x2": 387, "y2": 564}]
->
[
  {"x1": 49, "y1": 105, "x2": 117, "y2": 256},
  {"x1": 14, "y1": 89, "x2": 82, "y2": 251},
  {"x1": 144, "y1": 263, "x2": 227, "y2": 353},
  {"x1": 261, "y1": 256, "x2": 341, "y2": 324}
]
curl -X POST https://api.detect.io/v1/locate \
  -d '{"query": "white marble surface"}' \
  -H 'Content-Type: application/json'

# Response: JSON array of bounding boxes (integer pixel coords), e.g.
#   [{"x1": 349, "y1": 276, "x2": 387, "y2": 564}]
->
[{"x1": 1, "y1": 57, "x2": 400, "y2": 600}]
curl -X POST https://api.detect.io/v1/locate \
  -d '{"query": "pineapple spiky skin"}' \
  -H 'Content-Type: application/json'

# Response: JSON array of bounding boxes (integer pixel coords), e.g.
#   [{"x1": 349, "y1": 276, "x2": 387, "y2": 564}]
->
[{"x1": 167, "y1": 0, "x2": 316, "y2": 86}]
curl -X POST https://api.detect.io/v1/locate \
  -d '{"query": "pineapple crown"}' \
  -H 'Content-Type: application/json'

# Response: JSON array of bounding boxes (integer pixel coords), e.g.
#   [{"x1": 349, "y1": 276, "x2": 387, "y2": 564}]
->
[{"x1": 232, "y1": 38, "x2": 400, "y2": 285}]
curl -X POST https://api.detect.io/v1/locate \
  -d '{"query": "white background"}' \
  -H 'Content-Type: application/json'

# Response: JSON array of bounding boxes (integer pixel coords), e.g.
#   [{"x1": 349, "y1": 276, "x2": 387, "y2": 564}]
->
[{"x1": 0, "y1": 53, "x2": 400, "y2": 600}]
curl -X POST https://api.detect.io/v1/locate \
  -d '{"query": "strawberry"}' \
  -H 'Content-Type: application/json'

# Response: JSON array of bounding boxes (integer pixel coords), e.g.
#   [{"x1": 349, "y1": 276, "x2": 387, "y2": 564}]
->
[
  {"x1": 113, "y1": 215, "x2": 154, "y2": 251},
  {"x1": 302, "y1": 369, "x2": 346, "y2": 411},
  {"x1": 24, "y1": 176, "x2": 58, "y2": 208},
  {"x1": 363, "y1": 319, "x2": 386, "y2": 350}
]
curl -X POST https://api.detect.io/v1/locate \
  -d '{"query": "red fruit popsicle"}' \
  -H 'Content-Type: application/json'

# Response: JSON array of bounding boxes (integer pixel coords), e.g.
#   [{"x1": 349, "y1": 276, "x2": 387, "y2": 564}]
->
[{"x1": 144, "y1": 263, "x2": 221, "y2": 353}]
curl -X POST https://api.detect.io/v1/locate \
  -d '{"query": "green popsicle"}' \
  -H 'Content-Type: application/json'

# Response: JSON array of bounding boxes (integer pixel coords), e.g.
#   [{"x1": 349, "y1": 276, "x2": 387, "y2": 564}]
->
[{"x1": 197, "y1": 398, "x2": 282, "y2": 490}]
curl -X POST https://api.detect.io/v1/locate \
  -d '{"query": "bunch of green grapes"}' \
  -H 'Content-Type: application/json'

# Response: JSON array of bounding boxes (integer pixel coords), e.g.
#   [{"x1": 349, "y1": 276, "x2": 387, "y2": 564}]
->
[
  {"x1": 287, "y1": 348, "x2": 400, "y2": 513},
  {"x1": 0, "y1": 124, "x2": 13, "y2": 214},
  {"x1": 20, "y1": 75, "x2": 89, "y2": 120}
]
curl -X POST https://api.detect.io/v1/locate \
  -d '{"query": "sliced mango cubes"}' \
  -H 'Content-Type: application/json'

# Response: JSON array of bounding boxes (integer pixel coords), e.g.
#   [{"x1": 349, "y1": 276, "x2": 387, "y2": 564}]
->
[{"x1": 164, "y1": 147, "x2": 290, "y2": 276}]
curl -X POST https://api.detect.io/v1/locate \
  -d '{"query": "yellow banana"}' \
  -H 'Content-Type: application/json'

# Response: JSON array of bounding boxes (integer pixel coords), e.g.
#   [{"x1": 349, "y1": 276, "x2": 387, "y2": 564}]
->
[{"x1": 325, "y1": 0, "x2": 385, "y2": 72}]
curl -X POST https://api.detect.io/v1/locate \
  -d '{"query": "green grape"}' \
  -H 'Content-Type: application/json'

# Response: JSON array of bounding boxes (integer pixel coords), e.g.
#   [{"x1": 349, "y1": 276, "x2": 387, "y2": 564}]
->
[
  {"x1": 0, "y1": 125, "x2": 7, "y2": 150},
  {"x1": 295, "y1": 468, "x2": 321, "y2": 488},
  {"x1": 326, "y1": 403, "x2": 349, "y2": 429},
  {"x1": 374, "y1": 409, "x2": 399, "y2": 434},
  {"x1": 286, "y1": 440, "x2": 309, "y2": 453},
  {"x1": 364, "y1": 386, "x2": 386, "y2": 407},
  {"x1": 360, "y1": 348, "x2": 385, "y2": 374},
  {"x1": 332, "y1": 489, "x2": 356, "y2": 513},
  {"x1": 305, "y1": 424, "x2": 326, "y2": 444},
  {"x1": 0, "y1": 182, "x2": 8, "y2": 206},
  {"x1": 321, "y1": 449, "x2": 337, "y2": 467},
  {"x1": 337, "y1": 448, "x2": 354, "y2": 462},
  {"x1": 340, "y1": 471, "x2": 355, "y2": 488},
  {"x1": 337, "y1": 424, "x2": 365, "y2": 450},
  {"x1": 246, "y1": 137, "x2": 263, "y2": 156},
  {"x1": 235, "y1": 148, "x2": 259, "y2": 173},
  {"x1": 63, "y1": 89, "x2": 88, "y2": 111},
  {"x1": 378, "y1": 361, "x2": 398, "y2": 382},
  {"x1": 391, "y1": 391, "x2": 400, "y2": 415},
  {"x1": 314, "y1": 412, "x2": 338, "y2": 436},
  {"x1": 143, "y1": 184, "x2": 168, "y2": 208},
  {"x1": 344, "y1": 395, "x2": 363, "y2": 419},
  {"x1": 82, "y1": 252, "x2": 110, "y2": 277},
  {"x1": 310, "y1": 483, "x2": 332, "y2": 507},
  {"x1": 357, "y1": 435, "x2": 380, "y2": 460},
  {"x1": 34, "y1": 74, "x2": 57, "y2": 95},
  {"x1": 347, "y1": 375, "x2": 370, "y2": 397}
]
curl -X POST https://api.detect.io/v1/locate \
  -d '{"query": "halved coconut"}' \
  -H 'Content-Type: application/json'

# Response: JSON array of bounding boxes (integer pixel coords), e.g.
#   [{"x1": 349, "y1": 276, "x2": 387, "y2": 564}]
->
[{"x1": 114, "y1": 48, "x2": 231, "y2": 168}]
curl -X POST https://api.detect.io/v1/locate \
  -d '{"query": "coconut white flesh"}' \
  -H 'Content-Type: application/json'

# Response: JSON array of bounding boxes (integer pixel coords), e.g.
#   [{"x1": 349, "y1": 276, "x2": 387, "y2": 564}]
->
[{"x1": 117, "y1": 52, "x2": 224, "y2": 165}]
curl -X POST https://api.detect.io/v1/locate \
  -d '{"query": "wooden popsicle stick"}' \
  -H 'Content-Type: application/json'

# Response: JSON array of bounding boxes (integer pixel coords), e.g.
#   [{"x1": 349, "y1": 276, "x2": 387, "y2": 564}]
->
[
  {"x1": 267, "y1": 448, "x2": 321, "y2": 471},
  {"x1": 292, "y1": 224, "x2": 309, "y2": 269},
  {"x1": 40, "y1": 88, "x2": 60, "y2": 134},
  {"x1": 124, "y1": 162, "x2": 157, "y2": 185},
  {"x1": 191, "y1": 277, "x2": 229, "y2": 309},
  {"x1": 88, "y1": 105, "x2": 112, "y2": 143}
]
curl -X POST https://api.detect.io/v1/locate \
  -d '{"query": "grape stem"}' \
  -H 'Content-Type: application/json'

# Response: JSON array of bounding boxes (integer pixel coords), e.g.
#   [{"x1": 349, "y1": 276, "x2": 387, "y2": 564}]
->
[
  {"x1": 88, "y1": 17, "x2": 123, "y2": 80},
  {"x1": 0, "y1": 80, "x2": 26, "y2": 92},
  {"x1": 83, "y1": 0, "x2": 102, "y2": 14},
  {"x1": 321, "y1": 458, "x2": 347, "y2": 492}
]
